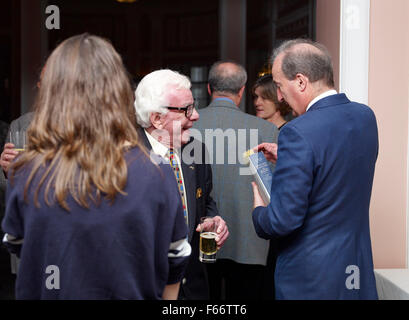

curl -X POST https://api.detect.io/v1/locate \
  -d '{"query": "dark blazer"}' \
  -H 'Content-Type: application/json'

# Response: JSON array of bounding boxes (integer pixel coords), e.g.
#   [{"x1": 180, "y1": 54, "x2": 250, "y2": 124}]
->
[
  {"x1": 253, "y1": 94, "x2": 379, "y2": 299},
  {"x1": 2, "y1": 146, "x2": 190, "y2": 299},
  {"x1": 139, "y1": 129, "x2": 218, "y2": 299}
]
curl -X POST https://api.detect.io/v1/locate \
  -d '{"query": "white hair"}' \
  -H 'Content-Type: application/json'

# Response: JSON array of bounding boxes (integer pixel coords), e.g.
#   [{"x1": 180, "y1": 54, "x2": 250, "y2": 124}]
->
[{"x1": 134, "y1": 69, "x2": 192, "y2": 128}]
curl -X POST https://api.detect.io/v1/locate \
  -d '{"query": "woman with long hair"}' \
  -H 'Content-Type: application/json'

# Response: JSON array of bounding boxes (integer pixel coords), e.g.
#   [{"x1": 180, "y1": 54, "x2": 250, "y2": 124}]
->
[{"x1": 2, "y1": 34, "x2": 190, "y2": 300}]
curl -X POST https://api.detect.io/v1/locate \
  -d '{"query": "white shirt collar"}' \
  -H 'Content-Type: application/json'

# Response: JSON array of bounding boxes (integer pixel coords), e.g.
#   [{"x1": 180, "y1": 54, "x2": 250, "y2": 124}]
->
[
  {"x1": 144, "y1": 129, "x2": 182, "y2": 159},
  {"x1": 144, "y1": 129, "x2": 169, "y2": 159},
  {"x1": 144, "y1": 130, "x2": 189, "y2": 220},
  {"x1": 306, "y1": 89, "x2": 338, "y2": 112}
]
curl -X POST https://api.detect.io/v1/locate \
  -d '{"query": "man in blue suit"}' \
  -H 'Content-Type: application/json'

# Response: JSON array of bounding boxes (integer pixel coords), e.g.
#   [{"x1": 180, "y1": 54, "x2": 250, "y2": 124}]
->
[{"x1": 251, "y1": 39, "x2": 379, "y2": 299}]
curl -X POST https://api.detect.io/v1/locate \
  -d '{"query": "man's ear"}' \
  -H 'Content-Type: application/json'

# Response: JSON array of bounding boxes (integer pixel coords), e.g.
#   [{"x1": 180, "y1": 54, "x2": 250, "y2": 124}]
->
[
  {"x1": 150, "y1": 112, "x2": 163, "y2": 129},
  {"x1": 296, "y1": 73, "x2": 308, "y2": 92},
  {"x1": 238, "y1": 86, "x2": 246, "y2": 99},
  {"x1": 207, "y1": 83, "x2": 212, "y2": 96}
]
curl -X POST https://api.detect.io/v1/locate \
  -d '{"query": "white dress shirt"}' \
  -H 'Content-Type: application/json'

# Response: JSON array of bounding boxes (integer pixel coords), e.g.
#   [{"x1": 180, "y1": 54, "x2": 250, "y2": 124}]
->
[
  {"x1": 306, "y1": 89, "x2": 338, "y2": 112},
  {"x1": 144, "y1": 130, "x2": 189, "y2": 223}
]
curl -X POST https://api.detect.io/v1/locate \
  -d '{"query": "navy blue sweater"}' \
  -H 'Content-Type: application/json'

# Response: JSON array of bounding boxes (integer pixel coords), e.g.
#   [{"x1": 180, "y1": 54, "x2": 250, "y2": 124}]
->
[{"x1": 2, "y1": 147, "x2": 190, "y2": 299}]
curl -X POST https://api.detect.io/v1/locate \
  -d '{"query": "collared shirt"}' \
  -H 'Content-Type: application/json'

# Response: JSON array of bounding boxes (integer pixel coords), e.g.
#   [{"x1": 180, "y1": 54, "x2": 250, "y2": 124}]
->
[
  {"x1": 213, "y1": 97, "x2": 235, "y2": 105},
  {"x1": 306, "y1": 89, "x2": 338, "y2": 112},
  {"x1": 144, "y1": 129, "x2": 189, "y2": 223}
]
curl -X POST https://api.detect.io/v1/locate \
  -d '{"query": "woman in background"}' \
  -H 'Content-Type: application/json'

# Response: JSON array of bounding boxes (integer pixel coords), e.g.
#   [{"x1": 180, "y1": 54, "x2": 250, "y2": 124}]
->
[
  {"x1": 253, "y1": 74, "x2": 292, "y2": 130},
  {"x1": 252, "y1": 74, "x2": 293, "y2": 299},
  {"x1": 1, "y1": 34, "x2": 190, "y2": 300}
]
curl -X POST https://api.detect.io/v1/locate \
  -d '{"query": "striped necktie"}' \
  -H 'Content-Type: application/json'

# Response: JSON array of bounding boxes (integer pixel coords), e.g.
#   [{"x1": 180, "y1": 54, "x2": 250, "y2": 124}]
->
[{"x1": 168, "y1": 148, "x2": 188, "y2": 226}]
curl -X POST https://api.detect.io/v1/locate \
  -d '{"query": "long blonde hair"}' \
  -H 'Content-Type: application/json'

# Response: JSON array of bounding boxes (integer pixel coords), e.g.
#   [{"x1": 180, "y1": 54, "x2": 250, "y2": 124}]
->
[{"x1": 11, "y1": 33, "x2": 144, "y2": 210}]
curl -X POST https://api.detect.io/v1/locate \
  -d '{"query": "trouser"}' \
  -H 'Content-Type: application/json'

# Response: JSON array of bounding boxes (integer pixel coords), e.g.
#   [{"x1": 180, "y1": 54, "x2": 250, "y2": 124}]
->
[{"x1": 206, "y1": 250, "x2": 276, "y2": 300}]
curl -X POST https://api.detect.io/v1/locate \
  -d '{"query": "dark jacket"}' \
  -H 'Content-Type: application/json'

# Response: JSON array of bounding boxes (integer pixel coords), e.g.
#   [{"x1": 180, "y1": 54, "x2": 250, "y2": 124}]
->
[
  {"x1": 2, "y1": 147, "x2": 190, "y2": 299},
  {"x1": 139, "y1": 129, "x2": 218, "y2": 299}
]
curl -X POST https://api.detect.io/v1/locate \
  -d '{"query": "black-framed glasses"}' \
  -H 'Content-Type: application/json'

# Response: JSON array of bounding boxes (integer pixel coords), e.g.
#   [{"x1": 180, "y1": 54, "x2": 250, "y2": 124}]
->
[{"x1": 165, "y1": 100, "x2": 197, "y2": 118}]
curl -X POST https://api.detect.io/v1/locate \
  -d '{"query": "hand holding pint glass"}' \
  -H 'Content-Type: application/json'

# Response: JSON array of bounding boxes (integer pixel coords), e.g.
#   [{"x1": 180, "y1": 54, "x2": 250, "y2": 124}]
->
[
  {"x1": 1, "y1": 130, "x2": 27, "y2": 175},
  {"x1": 199, "y1": 216, "x2": 218, "y2": 263}
]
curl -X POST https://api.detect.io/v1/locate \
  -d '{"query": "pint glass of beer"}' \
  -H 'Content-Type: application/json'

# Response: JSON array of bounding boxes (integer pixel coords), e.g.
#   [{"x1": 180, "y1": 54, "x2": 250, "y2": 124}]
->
[
  {"x1": 199, "y1": 216, "x2": 218, "y2": 263},
  {"x1": 10, "y1": 130, "x2": 26, "y2": 152}
]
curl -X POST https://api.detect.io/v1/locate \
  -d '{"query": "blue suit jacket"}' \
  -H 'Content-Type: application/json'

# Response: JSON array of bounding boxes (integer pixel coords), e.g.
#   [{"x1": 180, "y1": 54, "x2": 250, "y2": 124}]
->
[{"x1": 252, "y1": 93, "x2": 379, "y2": 299}]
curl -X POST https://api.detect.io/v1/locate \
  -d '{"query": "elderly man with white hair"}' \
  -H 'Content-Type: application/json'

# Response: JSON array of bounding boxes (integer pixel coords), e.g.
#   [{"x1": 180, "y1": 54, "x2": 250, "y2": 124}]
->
[{"x1": 134, "y1": 69, "x2": 229, "y2": 300}]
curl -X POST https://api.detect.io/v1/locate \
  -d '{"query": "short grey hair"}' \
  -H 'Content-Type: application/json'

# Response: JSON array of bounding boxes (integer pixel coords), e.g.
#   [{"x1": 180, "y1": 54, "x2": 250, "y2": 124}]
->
[
  {"x1": 134, "y1": 69, "x2": 191, "y2": 128},
  {"x1": 208, "y1": 61, "x2": 247, "y2": 95},
  {"x1": 271, "y1": 39, "x2": 335, "y2": 88}
]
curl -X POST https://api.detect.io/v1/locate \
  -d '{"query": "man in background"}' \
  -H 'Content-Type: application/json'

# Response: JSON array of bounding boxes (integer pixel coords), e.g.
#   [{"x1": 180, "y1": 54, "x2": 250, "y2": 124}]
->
[{"x1": 194, "y1": 61, "x2": 278, "y2": 299}]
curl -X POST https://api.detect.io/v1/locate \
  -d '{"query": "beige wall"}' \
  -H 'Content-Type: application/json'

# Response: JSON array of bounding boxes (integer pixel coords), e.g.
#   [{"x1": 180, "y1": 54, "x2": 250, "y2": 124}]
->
[
  {"x1": 316, "y1": 0, "x2": 409, "y2": 268},
  {"x1": 316, "y1": 0, "x2": 340, "y2": 92},
  {"x1": 368, "y1": 0, "x2": 409, "y2": 268}
]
